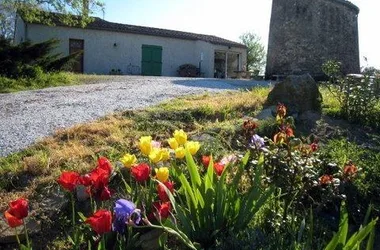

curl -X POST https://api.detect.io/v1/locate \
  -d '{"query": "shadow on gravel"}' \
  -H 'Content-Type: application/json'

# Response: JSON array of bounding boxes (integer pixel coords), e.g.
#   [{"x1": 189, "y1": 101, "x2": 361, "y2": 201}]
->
[{"x1": 172, "y1": 78, "x2": 271, "y2": 90}]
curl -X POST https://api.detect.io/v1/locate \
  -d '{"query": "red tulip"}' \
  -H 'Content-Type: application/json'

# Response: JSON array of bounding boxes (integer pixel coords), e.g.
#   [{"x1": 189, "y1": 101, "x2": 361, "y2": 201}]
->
[
  {"x1": 131, "y1": 163, "x2": 151, "y2": 182},
  {"x1": 213, "y1": 162, "x2": 224, "y2": 176},
  {"x1": 57, "y1": 171, "x2": 80, "y2": 192},
  {"x1": 157, "y1": 181, "x2": 174, "y2": 202},
  {"x1": 8, "y1": 198, "x2": 28, "y2": 219},
  {"x1": 78, "y1": 174, "x2": 92, "y2": 186},
  {"x1": 4, "y1": 210, "x2": 23, "y2": 228},
  {"x1": 85, "y1": 209, "x2": 112, "y2": 235},
  {"x1": 152, "y1": 202, "x2": 171, "y2": 219},
  {"x1": 90, "y1": 167, "x2": 110, "y2": 190},
  {"x1": 99, "y1": 185, "x2": 113, "y2": 201},
  {"x1": 97, "y1": 157, "x2": 112, "y2": 175},
  {"x1": 201, "y1": 155, "x2": 211, "y2": 168}
]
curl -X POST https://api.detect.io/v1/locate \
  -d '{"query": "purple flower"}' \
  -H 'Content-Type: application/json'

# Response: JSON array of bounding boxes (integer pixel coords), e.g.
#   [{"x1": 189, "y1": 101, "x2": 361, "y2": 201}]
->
[
  {"x1": 113, "y1": 199, "x2": 141, "y2": 233},
  {"x1": 250, "y1": 134, "x2": 265, "y2": 149}
]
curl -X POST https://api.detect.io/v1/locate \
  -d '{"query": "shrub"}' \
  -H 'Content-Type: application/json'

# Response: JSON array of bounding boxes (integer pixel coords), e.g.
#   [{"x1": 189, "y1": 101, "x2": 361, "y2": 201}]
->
[
  {"x1": 178, "y1": 64, "x2": 198, "y2": 77},
  {"x1": 321, "y1": 60, "x2": 380, "y2": 127}
]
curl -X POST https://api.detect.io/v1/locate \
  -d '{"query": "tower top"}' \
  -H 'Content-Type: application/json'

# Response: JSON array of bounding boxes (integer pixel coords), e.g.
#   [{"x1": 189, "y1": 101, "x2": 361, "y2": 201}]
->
[{"x1": 333, "y1": 0, "x2": 359, "y2": 14}]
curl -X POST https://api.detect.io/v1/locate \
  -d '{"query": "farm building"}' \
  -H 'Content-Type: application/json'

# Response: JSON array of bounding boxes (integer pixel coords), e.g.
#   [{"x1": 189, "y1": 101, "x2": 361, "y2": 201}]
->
[{"x1": 14, "y1": 13, "x2": 247, "y2": 78}]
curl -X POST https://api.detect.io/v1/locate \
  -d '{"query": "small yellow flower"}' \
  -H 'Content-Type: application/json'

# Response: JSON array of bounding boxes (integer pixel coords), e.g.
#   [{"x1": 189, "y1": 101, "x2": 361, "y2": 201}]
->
[
  {"x1": 160, "y1": 148, "x2": 170, "y2": 161},
  {"x1": 155, "y1": 167, "x2": 169, "y2": 182},
  {"x1": 185, "y1": 141, "x2": 200, "y2": 155},
  {"x1": 120, "y1": 153, "x2": 137, "y2": 168},
  {"x1": 175, "y1": 147, "x2": 185, "y2": 159},
  {"x1": 173, "y1": 129, "x2": 187, "y2": 145},
  {"x1": 139, "y1": 136, "x2": 152, "y2": 156},
  {"x1": 167, "y1": 137, "x2": 179, "y2": 150},
  {"x1": 149, "y1": 148, "x2": 163, "y2": 163}
]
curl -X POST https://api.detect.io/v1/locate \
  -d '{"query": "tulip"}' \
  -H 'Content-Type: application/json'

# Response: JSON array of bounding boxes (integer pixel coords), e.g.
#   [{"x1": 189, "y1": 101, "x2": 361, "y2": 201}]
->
[
  {"x1": 57, "y1": 171, "x2": 80, "y2": 192},
  {"x1": 213, "y1": 162, "x2": 225, "y2": 176},
  {"x1": 220, "y1": 154, "x2": 238, "y2": 166},
  {"x1": 120, "y1": 153, "x2": 137, "y2": 168},
  {"x1": 149, "y1": 148, "x2": 163, "y2": 163},
  {"x1": 173, "y1": 129, "x2": 187, "y2": 145},
  {"x1": 131, "y1": 163, "x2": 151, "y2": 182},
  {"x1": 175, "y1": 147, "x2": 185, "y2": 159},
  {"x1": 185, "y1": 141, "x2": 200, "y2": 155},
  {"x1": 85, "y1": 209, "x2": 112, "y2": 235},
  {"x1": 97, "y1": 157, "x2": 113, "y2": 175},
  {"x1": 8, "y1": 198, "x2": 29, "y2": 219},
  {"x1": 167, "y1": 137, "x2": 179, "y2": 150},
  {"x1": 89, "y1": 167, "x2": 110, "y2": 190},
  {"x1": 155, "y1": 167, "x2": 169, "y2": 183},
  {"x1": 201, "y1": 155, "x2": 211, "y2": 168},
  {"x1": 160, "y1": 148, "x2": 170, "y2": 161},
  {"x1": 99, "y1": 185, "x2": 113, "y2": 201},
  {"x1": 152, "y1": 201, "x2": 171, "y2": 219},
  {"x1": 4, "y1": 210, "x2": 23, "y2": 228},
  {"x1": 157, "y1": 181, "x2": 174, "y2": 202},
  {"x1": 138, "y1": 136, "x2": 153, "y2": 156}
]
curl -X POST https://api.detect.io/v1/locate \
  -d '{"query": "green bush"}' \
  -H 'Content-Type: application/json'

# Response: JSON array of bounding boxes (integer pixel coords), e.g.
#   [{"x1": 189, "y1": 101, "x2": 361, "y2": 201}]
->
[
  {"x1": 322, "y1": 60, "x2": 380, "y2": 128},
  {"x1": 0, "y1": 71, "x2": 75, "y2": 93}
]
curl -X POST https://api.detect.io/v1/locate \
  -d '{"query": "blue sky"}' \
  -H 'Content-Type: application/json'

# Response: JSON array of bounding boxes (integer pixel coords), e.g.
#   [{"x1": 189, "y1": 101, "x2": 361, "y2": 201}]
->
[{"x1": 93, "y1": 0, "x2": 380, "y2": 69}]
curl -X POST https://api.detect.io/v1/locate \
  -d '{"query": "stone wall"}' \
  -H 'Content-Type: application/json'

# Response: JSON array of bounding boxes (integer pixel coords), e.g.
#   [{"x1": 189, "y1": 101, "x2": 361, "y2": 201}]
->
[{"x1": 265, "y1": 0, "x2": 360, "y2": 79}]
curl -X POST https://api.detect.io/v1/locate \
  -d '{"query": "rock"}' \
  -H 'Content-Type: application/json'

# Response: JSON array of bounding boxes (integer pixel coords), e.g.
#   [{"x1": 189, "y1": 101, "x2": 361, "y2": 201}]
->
[
  {"x1": 0, "y1": 218, "x2": 41, "y2": 244},
  {"x1": 256, "y1": 106, "x2": 276, "y2": 120},
  {"x1": 266, "y1": 74, "x2": 322, "y2": 114}
]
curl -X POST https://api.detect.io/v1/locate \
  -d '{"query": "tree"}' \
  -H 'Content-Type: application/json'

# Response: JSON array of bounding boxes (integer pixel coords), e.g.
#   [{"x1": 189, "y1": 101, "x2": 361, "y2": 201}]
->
[
  {"x1": 0, "y1": 37, "x2": 81, "y2": 78},
  {"x1": 0, "y1": 0, "x2": 105, "y2": 40},
  {"x1": 239, "y1": 32, "x2": 266, "y2": 74}
]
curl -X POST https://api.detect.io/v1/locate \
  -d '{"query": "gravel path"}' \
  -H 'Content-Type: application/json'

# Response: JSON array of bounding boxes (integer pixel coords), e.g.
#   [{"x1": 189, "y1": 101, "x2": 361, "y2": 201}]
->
[{"x1": 0, "y1": 76, "x2": 270, "y2": 157}]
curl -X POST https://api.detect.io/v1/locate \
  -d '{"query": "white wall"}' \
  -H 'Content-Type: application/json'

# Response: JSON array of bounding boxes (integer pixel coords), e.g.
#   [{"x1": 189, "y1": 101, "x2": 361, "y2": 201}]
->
[
  {"x1": 15, "y1": 20, "x2": 246, "y2": 78},
  {"x1": 14, "y1": 15, "x2": 26, "y2": 44}
]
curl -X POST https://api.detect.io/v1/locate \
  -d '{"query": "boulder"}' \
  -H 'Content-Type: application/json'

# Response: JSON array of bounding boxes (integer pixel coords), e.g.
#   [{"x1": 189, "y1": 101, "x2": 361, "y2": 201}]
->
[{"x1": 266, "y1": 74, "x2": 322, "y2": 114}]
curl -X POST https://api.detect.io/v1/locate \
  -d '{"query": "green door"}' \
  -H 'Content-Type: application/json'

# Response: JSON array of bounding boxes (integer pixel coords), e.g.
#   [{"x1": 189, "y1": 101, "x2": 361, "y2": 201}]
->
[{"x1": 141, "y1": 45, "x2": 162, "y2": 76}]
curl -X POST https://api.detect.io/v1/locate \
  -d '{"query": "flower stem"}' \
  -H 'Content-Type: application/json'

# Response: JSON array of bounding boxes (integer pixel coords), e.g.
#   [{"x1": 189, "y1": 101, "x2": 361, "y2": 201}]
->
[
  {"x1": 14, "y1": 227, "x2": 21, "y2": 246},
  {"x1": 22, "y1": 220, "x2": 30, "y2": 248},
  {"x1": 70, "y1": 192, "x2": 76, "y2": 229}
]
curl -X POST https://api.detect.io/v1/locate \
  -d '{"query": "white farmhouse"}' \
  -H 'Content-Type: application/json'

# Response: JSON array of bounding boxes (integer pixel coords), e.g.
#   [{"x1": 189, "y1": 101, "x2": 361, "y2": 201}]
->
[{"x1": 14, "y1": 13, "x2": 247, "y2": 78}]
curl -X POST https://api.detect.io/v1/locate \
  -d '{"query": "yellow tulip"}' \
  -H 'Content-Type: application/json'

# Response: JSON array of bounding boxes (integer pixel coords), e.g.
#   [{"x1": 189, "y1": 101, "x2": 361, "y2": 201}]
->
[
  {"x1": 167, "y1": 137, "x2": 179, "y2": 150},
  {"x1": 185, "y1": 141, "x2": 200, "y2": 155},
  {"x1": 155, "y1": 167, "x2": 169, "y2": 182},
  {"x1": 173, "y1": 129, "x2": 187, "y2": 145},
  {"x1": 139, "y1": 136, "x2": 152, "y2": 156},
  {"x1": 175, "y1": 147, "x2": 185, "y2": 159},
  {"x1": 120, "y1": 153, "x2": 137, "y2": 168},
  {"x1": 160, "y1": 148, "x2": 170, "y2": 161},
  {"x1": 149, "y1": 148, "x2": 163, "y2": 163}
]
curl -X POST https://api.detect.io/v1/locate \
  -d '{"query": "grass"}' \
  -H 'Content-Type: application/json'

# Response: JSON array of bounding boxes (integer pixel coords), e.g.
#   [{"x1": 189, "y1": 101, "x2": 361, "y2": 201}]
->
[
  {"x1": 1, "y1": 84, "x2": 379, "y2": 248},
  {"x1": 0, "y1": 87, "x2": 269, "y2": 211},
  {"x1": 0, "y1": 73, "x2": 122, "y2": 93}
]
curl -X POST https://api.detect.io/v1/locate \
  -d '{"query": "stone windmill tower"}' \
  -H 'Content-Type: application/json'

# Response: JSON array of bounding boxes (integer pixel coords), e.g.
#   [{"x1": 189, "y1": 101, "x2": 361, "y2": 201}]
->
[{"x1": 265, "y1": 0, "x2": 360, "y2": 80}]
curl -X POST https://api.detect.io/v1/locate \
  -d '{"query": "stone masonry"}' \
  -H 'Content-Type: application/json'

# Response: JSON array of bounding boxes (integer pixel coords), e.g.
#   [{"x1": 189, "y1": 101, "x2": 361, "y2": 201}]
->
[{"x1": 265, "y1": 0, "x2": 360, "y2": 80}]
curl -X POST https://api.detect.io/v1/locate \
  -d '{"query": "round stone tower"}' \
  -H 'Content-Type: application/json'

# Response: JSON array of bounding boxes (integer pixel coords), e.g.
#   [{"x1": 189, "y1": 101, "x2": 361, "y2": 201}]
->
[{"x1": 265, "y1": 0, "x2": 360, "y2": 80}]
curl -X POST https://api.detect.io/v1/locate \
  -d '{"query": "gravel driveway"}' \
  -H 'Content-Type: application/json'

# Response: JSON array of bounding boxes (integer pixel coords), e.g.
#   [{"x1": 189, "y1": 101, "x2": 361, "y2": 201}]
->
[{"x1": 0, "y1": 76, "x2": 270, "y2": 157}]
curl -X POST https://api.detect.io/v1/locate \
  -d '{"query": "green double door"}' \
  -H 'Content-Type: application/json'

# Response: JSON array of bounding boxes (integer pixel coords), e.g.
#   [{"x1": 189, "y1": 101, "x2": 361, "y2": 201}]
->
[{"x1": 141, "y1": 45, "x2": 162, "y2": 76}]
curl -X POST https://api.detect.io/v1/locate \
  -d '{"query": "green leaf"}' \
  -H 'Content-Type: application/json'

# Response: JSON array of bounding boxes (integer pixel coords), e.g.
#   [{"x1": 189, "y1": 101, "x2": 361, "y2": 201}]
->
[
  {"x1": 338, "y1": 204, "x2": 349, "y2": 246},
  {"x1": 345, "y1": 219, "x2": 377, "y2": 249},
  {"x1": 185, "y1": 149, "x2": 201, "y2": 187},
  {"x1": 366, "y1": 226, "x2": 376, "y2": 250}
]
